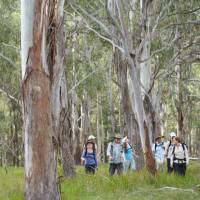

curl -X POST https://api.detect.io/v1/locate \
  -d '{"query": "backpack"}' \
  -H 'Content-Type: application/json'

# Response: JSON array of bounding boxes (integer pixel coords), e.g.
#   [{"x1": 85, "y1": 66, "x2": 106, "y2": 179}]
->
[
  {"x1": 166, "y1": 140, "x2": 172, "y2": 155},
  {"x1": 124, "y1": 143, "x2": 133, "y2": 153},
  {"x1": 110, "y1": 142, "x2": 124, "y2": 156},
  {"x1": 172, "y1": 143, "x2": 187, "y2": 161},
  {"x1": 84, "y1": 141, "x2": 96, "y2": 157},
  {"x1": 155, "y1": 142, "x2": 164, "y2": 152}
]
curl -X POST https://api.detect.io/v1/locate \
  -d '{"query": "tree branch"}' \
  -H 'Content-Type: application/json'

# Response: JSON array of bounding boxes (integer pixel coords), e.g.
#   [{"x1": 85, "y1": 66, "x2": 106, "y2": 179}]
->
[
  {"x1": 70, "y1": 1, "x2": 112, "y2": 36},
  {"x1": 0, "y1": 52, "x2": 17, "y2": 68},
  {"x1": 0, "y1": 88, "x2": 19, "y2": 104}
]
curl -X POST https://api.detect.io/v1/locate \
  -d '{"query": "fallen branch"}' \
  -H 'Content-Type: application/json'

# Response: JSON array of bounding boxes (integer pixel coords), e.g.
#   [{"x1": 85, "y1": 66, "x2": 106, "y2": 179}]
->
[{"x1": 156, "y1": 186, "x2": 197, "y2": 194}]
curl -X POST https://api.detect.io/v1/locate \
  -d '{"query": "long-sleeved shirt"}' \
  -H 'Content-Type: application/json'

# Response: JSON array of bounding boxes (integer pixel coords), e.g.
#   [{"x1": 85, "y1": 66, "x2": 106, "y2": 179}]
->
[
  {"x1": 107, "y1": 142, "x2": 124, "y2": 163},
  {"x1": 164, "y1": 141, "x2": 175, "y2": 159},
  {"x1": 170, "y1": 144, "x2": 189, "y2": 167},
  {"x1": 152, "y1": 142, "x2": 165, "y2": 162}
]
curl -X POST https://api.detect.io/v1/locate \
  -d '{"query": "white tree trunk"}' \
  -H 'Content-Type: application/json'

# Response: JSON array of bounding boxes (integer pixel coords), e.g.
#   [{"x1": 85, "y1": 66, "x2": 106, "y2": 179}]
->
[
  {"x1": 21, "y1": 0, "x2": 68, "y2": 198},
  {"x1": 96, "y1": 91, "x2": 102, "y2": 163},
  {"x1": 80, "y1": 90, "x2": 91, "y2": 145},
  {"x1": 100, "y1": 102, "x2": 105, "y2": 163},
  {"x1": 107, "y1": 62, "x2": 116, "y2": 135},
  {"x1": 21, "y1": 0, "x2": 34, "y2": 78}
]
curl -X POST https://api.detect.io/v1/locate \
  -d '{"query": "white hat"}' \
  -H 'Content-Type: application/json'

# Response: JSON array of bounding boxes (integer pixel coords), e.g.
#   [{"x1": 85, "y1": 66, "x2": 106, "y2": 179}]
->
[
  {"x1": 170, "y1": 132, "x2": 176, "y2": 137},
  {"x1": 88, "y1": 135, "x2": 96, "y2": 140}
]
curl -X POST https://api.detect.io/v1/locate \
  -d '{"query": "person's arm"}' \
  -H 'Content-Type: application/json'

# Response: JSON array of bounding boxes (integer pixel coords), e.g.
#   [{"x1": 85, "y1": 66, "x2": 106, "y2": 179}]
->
[
  {"x1": 184, "y1": 145, "x2": 189, "y2": 165},
  {"x1": 81, "y1": 151, "x2": 86, "y2": 165},
  {"x1": 122, "y1": 136, "x2": 127, "y2": 144},
  {"x1": 164, "y1": 142, "x2": 169, "y2": 157},
  {"x1": 107, "y1": 143, "x2": 112, "y2": 161},
  {"x1": 94, "y1": 152, "x2": 98, "y2": 168},
  {"x1": 170, "y1": 148, "x2": 174, "y2": 167},
  {"x1": 152, "y1": 144, "x2": 155, "y2": 153}
]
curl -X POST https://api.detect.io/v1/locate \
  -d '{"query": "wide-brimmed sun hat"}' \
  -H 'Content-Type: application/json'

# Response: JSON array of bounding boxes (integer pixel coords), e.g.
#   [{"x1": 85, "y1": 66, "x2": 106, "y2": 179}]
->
[
  {"x1": 88, "y1": 135, "x2": 96, "y2": 140},
  {"x1": 155, "y1": 135, "x2": 165, "y2": 140},
  {"x1": 114, "y1": 134, "x2": 122, "y2": 139}
]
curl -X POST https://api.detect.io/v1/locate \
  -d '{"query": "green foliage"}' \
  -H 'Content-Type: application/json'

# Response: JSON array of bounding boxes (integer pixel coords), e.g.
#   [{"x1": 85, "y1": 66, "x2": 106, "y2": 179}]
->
[{"x1": 0, "y1": 96, "x2": 11, "y2": 137}]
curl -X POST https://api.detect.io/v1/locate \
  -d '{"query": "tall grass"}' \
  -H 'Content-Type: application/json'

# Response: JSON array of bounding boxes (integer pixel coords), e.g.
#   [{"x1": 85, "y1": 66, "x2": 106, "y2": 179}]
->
[
  {"x1": 0, "y1": 167, "x2": 24, "y2": 200},
  {"x1": 0, "y1": 162, "x2": 200, "y2": 200},
  {"x1": 61, "y1": 162, "x2": 200, "y2": 200}
]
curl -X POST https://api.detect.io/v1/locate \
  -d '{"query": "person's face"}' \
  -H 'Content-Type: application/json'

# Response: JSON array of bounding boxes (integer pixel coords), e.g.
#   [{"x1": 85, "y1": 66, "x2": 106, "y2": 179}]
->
[
  {"x1": 115, "y1": 138, "x2": 121, "y2": 144},
  {"x1": 174, "y1": 139, "x2": 179, "y2": 145},
  {"x1": 171, "y1": 136, "x2": 175, "y2": 143},
  {"x1": 156, "y1": 138, "x2": 161, "y2": 143}
]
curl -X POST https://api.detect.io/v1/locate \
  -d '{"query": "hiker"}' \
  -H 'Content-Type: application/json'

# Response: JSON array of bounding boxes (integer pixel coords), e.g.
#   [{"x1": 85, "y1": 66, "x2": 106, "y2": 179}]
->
[
  {"x1": 107, "y1": 134, "x2": 124, "y2": 175},
  {"x1": 81, "y1": 139, "x2": 98, "y2": 174},
  {"x1": 87, "y1": 135, "x2": 97, "y2": 150},
  {"x1": 152, "y1": 136, "x2": 165, "y2": 171},
  {"x1": 122, "y1": 136, "x2": 137, "y2": 172},
  {"x1": 164, "y1": 132, "x2": 176, "y2": 173},
  {"x1": 170, "y1": 136, "x2": 189, "y2": 176}
]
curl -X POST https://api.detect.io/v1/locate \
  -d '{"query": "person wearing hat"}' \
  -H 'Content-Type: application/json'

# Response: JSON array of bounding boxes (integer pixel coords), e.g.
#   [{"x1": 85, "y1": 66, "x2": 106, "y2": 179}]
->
[
  {"x1": 122, "y1": 136, "x2": 137, "y2": 172},
  {"x1": 106, "y1": 134, "x2": 124, "y2": 175},
  {"x1": 152, "y1": 135, "x2": 165, "y2": 171},
  {"x1": 87, "y1": 135, "x2": 97, "y2": 150},
  {"x1": 81, "y1": 135, "x2": 97, "y2": 174},
  {"x1": 164, "y1": 132, "x2": 176, "y2": 173}
]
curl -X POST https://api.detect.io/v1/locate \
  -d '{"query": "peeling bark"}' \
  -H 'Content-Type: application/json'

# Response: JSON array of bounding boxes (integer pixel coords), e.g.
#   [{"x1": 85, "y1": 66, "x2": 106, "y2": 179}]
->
[
  {"x1": 21, "y1": 0, "x2": 69, "y2": 199},
  {"x1": 23, "y1": 71, "x2": 59, "y2": 200},
  {"x1": 144, "y1": 122, "x2": 156, "y2": 176}
]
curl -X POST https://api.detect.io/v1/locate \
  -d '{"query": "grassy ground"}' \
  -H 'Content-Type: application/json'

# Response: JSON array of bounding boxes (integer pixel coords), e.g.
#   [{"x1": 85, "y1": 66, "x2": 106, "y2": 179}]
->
[{"x1": 0, "y1": 162, "x2": 200, "y2": 200}]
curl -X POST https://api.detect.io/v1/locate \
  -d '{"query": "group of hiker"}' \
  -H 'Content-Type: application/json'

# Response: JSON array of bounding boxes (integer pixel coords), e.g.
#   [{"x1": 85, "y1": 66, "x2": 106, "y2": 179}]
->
[
  {"x1": 153, "y1": 132, "x2": 189, "y2": 176},
  {"x1": 81, "y1": 132, "x2": 189, "y2": 176}
]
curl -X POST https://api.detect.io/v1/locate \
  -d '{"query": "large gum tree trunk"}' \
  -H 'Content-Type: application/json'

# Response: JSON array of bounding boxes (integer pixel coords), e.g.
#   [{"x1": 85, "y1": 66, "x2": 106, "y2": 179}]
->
[
  {"x1": 80, "y1": 90, "x2": 91, "y2": 145},
  {"x1": 72, "y1": 88, "x2": 81, "y2": 164},
  {"x1": 96, "y1": 91, "x2": 102, "y2": 163},
  {"x1": 107, "y1": 0, "x2": 156, "y2": 174},
  {"x1": 114, "y1": 49, "x2": 144, "y2": 170},
  {"x1": 58, "y1": 76, "x2": 75, "y2": 178},
  {"x1": 21, "y1": 0, "x2": 67, "y2": 199},
  {"x1": 107, "y1": 63, "x2": 116, "y2": 136}
]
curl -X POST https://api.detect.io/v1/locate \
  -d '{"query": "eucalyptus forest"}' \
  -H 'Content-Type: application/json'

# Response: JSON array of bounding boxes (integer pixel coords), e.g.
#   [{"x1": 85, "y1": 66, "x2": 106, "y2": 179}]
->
[{"x1": 0, "y1": 0, "x2": 200, "y2": 200}]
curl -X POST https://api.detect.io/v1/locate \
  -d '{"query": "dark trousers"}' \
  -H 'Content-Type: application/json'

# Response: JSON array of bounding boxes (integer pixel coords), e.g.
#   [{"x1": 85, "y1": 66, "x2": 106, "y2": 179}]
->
[
  {"x1": 173, "y1": 163, "x2": 186, "y2": 176},
  {"x1": 167, "y1": 158, "x2": 173, "y2": 173},
  {"x1": 109, "y1": 163, "x2": 123, "y2": 176},
  {"x1": 85, "y1": 164, "x2": 96, "y2": 174}
]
